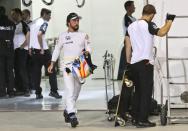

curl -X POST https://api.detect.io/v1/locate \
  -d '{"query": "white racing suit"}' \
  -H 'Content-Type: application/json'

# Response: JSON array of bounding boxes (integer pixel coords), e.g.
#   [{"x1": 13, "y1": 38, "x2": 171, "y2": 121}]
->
[{"x1": 52, "y1": 31, "x2": 91, "y2": 114}]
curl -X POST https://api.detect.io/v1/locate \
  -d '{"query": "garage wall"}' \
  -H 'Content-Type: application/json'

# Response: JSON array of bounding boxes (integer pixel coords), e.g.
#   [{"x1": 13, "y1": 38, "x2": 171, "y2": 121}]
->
[{"x1": 0, "y1": 0, "x2": 21, "y2": 17}]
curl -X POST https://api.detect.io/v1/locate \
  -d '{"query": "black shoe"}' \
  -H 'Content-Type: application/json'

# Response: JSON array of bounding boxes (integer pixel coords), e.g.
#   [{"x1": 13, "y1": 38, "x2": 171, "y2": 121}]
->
[
  {"x1": 24, "y1": 91, "x2": 30, "y2": 97},
  {"x1": 136, "y1": 120, "x2": 156, "y2": 128},
  {"x1": 64, "y1": 110, "x2": 70, "y2": 123},
  {"x1": 69, "y1": 113, "x2": 79, "y2": 128},
  {"x1": 36, "y1": 94, "x2": 43, "y2": 99},
  {"x1": 49, "y1": 91, "x2": 62, "y2": 99}
]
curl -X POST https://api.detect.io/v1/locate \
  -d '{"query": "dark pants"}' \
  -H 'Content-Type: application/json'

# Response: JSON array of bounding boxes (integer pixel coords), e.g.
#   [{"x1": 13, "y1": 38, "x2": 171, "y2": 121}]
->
[
  {"x1": 131, "y1": 60, "x2": 153, "y2": 122},
  {"x1": 14, "y1": 48, "x2": 30, "y2": 92},
  {"x1": 27, "y1": 54, "x2": 35, "y2": 90},
  {"x1": 118, "y1": 83, "x2": 134, "y2": 117},
  {"x1": 117, "y1": 45, "x2": 127, "y2": 80},
  {"x1": 32, "y1": 49, "x2": 58, "y2": 95},
  {"x1": 0, "y1": 47, "x2": 15, "y2": 96}
]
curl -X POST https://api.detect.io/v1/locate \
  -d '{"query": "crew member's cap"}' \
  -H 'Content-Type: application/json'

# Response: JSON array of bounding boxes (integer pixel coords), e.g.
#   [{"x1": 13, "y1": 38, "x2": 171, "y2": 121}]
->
[{"x1": 66, "y1": 12, "x2": 82, "y2": 23}]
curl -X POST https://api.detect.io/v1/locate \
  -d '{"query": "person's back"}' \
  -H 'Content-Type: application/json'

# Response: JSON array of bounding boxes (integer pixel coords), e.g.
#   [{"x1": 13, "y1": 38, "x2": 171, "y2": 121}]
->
[
  {"x1": 128, "y1": 20, "x2": 154, "y2": 64},
  {"x1": 30, "y1": 18, "x2": 48, "y2": 50},
  {"x1": 29, "y1": 8, "x2": 62, "y2": 99},
  {"x1": 0, "y1": 6, "x2": 15, "y2": 98},
  {"x1": 0, "y1": 15, "x2": 15, "y2": 44},
  {"x1": 126, "y1": 4, "x2": 175, "y2": 128}
]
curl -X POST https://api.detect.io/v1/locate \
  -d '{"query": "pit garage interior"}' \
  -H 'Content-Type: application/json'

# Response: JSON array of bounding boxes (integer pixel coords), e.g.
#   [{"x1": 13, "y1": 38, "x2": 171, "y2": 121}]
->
[{"x1": 0, "y1": 0, "x2": 188, "y2": 130}]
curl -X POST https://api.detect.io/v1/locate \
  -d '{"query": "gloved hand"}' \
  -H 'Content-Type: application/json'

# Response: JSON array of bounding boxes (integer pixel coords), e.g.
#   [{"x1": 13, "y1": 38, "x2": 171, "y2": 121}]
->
[
  {"x1": 166, "y1": 13, "x2": 176, "y2": 21},
  {"x1": 65, "y1": 68, "x2": 71, "y2": 74}
]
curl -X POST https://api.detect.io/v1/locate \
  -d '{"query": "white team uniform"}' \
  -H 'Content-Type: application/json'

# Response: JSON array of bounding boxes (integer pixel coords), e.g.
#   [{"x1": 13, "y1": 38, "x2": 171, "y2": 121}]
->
[
  {"x1": 128, "y1": 20, "x2": 155, "y2": 65},
  {"x1": 52, "y1": 31, "x2": 91, "y2": 114},
  {"x1": 14, "y1": 22, "x2": 28, "y2": 50},
  {"x1": 29, "y1": 18, "x2": 49, "y2": 49}
]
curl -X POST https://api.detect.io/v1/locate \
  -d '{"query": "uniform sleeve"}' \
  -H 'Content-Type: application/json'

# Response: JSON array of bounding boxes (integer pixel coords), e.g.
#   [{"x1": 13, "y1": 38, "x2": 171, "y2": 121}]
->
[
  {"x1": 22, "y1": 21, "x2": 30, "y2": 35},
  {"x1": 39, "y1": 22, "x2": 48, "y2": 34},
  {"x1": 51, "y1": 35, "x2": 63, "y2": 62},
  {"x1": 148, "y1": 22, "x2": 160, "y2": 35},
  {"x1": 124, "y1": 15, "x2": 133, "y2": 28},
  {"x1": 84, "y1": 34, "x2": 92, "y2": 53}
]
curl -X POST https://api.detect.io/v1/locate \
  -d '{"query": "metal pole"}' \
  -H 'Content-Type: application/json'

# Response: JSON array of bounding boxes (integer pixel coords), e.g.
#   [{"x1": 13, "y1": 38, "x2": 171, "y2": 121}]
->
[
  {"x1": 166, "y1": 34, "x2": 169, "y2": 79},
  {"x1": 104, "y1": 61, "x2": 109, "y2": 109},
  {"x1": 175, "y1": 16, "x2": 188, "y2": 18},
  {"x1": 168, "y1": 36, "x2": 188, "y2": 39},
  {"x1": 146, "y1": 0, "x2": 149, "y2": 4},
  {"x1": 166, "y1": 34, "x2": 171, "y2": 124},
  {"x1": 111, "y1": 55, "x2": 115, "y2": 96}
]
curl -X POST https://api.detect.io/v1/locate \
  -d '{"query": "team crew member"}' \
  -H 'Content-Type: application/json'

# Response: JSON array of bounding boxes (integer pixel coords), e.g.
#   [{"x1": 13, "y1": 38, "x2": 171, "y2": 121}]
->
[
  {"x1": 30, "y1": 8, "x2": 62, "y2": 99},
  {"x1": 48, "y1": 12, "x2": 91, "y2": 128},
  {"x1": 126, "y1": 4, "x2": 175, "y2": 127},
  {"x1": 116, "y1": 0, "x2": 136, "y2": 120},
  {"x1": 118, "y1": 0, "x2": 136, "y2": 80},
  {"x1": 0, "y1": 6, "x2": 15, "y2": 98},
  {"x1": 11, "y1": 8, "x2": 30, "y2": 96},
  {"x1": 22, "y1": 9, "x2": 34, "y2": 92}
]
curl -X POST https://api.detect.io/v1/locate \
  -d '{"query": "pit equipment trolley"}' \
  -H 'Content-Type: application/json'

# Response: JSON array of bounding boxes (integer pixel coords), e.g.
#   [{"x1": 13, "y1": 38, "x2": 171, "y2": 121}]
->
[{"x1": 103, "y1": 51, "x2": 116, "y2": 121}]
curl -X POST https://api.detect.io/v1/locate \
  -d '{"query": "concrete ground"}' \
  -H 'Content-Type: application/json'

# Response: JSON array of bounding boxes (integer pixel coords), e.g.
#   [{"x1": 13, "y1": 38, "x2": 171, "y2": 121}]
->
[
  {"x1": 0, "y1": 78, "x2": 188, "y2": 130},
  {"x1": 1, "y1": 111, "x2": 188, "y2": 131}
]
